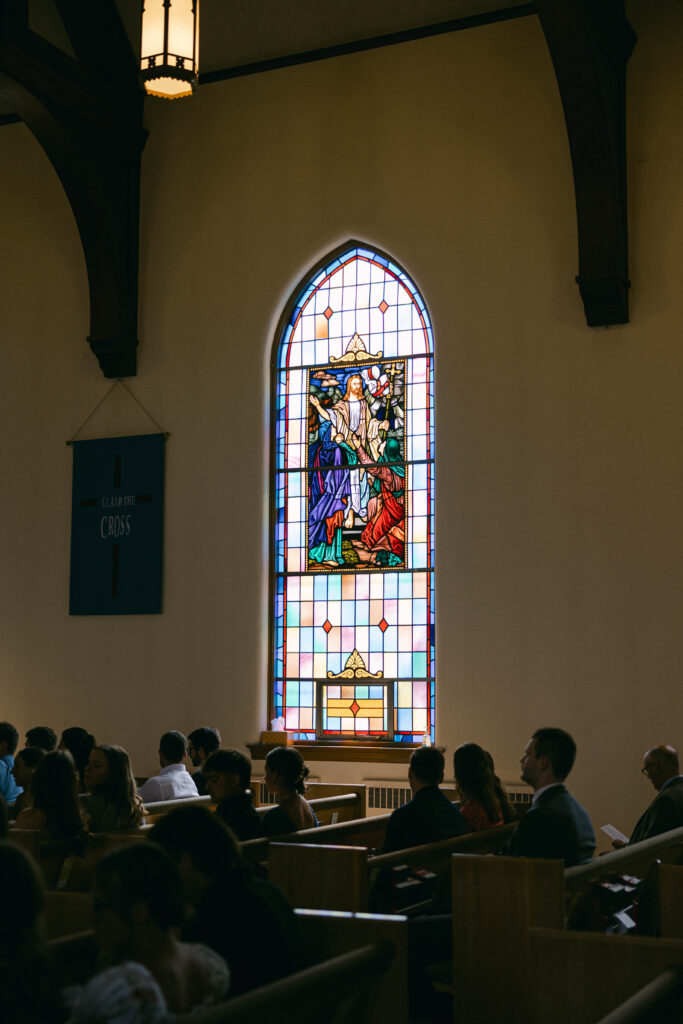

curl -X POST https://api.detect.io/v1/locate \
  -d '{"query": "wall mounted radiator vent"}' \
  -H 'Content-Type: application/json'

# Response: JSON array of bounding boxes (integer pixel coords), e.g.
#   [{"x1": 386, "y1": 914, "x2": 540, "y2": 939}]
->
[
  {"x1": 365, "y1": 781, "x2": 413, "y2": 814},
  {"x1": 503, "y1": 783, "x2": 534, "y2": 808},
  {"x1": 363, "y1": 779, "x2": 532, "y2": 817}
]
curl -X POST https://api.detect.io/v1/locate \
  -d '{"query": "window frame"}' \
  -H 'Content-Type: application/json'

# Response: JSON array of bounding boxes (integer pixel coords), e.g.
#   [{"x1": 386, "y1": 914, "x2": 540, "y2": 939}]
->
[{"x1": 268, "y1": 240, "x2": 435, "y2": 749}]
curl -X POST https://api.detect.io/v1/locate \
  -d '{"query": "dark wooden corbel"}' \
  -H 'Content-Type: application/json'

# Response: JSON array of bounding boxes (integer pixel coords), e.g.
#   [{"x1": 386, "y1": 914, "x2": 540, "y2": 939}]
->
[
  {"x1": 535, "y1": 0, "x2": 637, "y2": 326},
  {"x1": 0, "y1": 0, "x2": 146, "y2": 376}
]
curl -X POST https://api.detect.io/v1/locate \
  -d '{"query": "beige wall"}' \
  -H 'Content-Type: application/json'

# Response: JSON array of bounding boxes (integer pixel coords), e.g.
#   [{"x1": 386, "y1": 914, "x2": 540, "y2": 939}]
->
[{"x1": 0, "y1": 2, "x2": 681, "y2": 848}]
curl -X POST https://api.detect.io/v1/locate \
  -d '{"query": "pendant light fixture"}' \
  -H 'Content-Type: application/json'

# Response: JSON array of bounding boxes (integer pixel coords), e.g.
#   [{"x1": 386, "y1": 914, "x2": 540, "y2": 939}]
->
[{"x1": 140, "y1": 1, "x2": 199, "y2": 100}]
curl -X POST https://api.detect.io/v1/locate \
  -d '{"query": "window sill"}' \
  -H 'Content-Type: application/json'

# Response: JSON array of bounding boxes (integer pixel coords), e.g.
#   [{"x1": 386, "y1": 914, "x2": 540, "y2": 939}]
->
[{"x1": 247, "y1": 742, "x2": 442, "y2": 764}]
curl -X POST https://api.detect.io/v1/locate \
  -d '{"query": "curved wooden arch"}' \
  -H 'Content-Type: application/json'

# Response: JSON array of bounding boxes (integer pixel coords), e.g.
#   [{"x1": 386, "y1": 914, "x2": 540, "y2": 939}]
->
[
  {"x1": 536, "y1": 0, "x2": 637, "y2": 326},
  {"x1": 0, "y1": 0, "x2": 146, "y2": 376}
]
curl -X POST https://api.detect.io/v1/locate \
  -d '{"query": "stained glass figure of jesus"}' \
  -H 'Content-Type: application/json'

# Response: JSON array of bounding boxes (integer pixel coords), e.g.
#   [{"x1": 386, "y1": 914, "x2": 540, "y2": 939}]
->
[{"x1": 307, "y1": 365, "x2": 404, "y2": 570}]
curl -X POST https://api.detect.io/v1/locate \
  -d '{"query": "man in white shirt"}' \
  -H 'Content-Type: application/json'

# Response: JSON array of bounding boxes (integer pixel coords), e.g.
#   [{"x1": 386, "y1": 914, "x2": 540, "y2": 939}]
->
[{"x1": 138, "y1": 730, "x2": 199, "y2": 804}]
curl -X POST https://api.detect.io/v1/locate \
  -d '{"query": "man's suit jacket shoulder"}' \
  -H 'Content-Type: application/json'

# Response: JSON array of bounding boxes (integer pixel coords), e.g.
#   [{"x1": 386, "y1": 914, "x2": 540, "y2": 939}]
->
[
  {"x1": 630, "y1": 778, "x2": 683, "y2": 844},
  {"x1": 381, "y1": 786, "x2": 467, "y2": 854},
  {"x1": 506, "y1": 784, "x2": 595, "y2": 867}
]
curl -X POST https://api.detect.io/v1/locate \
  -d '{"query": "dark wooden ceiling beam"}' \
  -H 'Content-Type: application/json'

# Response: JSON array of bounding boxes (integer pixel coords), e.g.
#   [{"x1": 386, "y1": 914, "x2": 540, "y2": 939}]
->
[
  {"x1": 0, "y1": 0, "x2": 146, "y2": 377},
  {"x1": 536, "y1": 0, "x2": 637, "y2": 326},
  {"x1": 53, "y1": 0, "x2": 140, "y2": 99}
]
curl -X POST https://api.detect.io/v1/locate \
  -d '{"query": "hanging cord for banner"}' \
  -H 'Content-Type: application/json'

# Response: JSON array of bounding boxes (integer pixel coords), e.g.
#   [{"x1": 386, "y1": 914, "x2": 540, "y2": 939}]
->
[{"x1": 66, "y1": 380, "x2": 169, "y2": 445}]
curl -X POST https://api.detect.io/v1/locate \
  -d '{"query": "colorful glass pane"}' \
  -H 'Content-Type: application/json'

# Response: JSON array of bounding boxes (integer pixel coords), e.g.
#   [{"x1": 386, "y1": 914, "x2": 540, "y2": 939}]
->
[
  {"x1": 273, "y1": 245, "x2": 435, "y2": 742},
  {"x1": 320, "y1": 679, "x2": 391, "y2": 738}
]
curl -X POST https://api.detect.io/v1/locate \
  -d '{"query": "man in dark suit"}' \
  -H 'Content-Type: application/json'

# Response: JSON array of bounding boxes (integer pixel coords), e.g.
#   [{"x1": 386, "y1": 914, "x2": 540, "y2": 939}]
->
[
  {"x1": 506, "y1": 727, "x2": 595, "y2": 867},
  {"x1": 626, "y1": 745, "x2": 683, "y2": 845},
  {"x1": 381, "y1": 746, "x2": 468, "y2": 854}
]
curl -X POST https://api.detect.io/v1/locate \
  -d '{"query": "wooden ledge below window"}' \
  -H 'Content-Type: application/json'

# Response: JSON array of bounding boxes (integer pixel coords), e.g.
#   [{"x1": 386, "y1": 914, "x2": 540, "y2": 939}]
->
[{"x1": 247, "y1": 742, "x2": 443, "y2": 764}]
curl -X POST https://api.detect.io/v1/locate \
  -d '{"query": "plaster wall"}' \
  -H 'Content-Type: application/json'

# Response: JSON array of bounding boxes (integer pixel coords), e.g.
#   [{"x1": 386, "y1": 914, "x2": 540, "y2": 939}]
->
[{"x1": 0, "y1": 2, "x2": 681, "y2": 847}]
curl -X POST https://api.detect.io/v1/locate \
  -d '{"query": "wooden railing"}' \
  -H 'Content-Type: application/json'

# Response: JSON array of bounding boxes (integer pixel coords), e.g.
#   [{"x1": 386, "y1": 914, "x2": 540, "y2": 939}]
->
[
  {"x1": 594, "y1": 966, "x2": 683, "y2": 1024},
  {"x1": 564, "y1": 823, "x2": 683, "y2": 892},
  {"x1": 449, "y1": 824, "x2": 683, "y2": 1024},
  {"x1": 240, "y1": 808, "x2": 389, "y2": 866},
  {"x1": 267, "y1": 822, "x2": 516, "y2": 913}
]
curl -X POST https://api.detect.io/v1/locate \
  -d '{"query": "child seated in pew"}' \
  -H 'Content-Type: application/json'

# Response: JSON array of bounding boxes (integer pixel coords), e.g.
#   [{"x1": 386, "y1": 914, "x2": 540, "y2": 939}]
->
[
  {"x1": 0, "y1": 840, "x2": 67, "y2": 1022},
  {"x1": 148, "y1": 805, "x2": 311, "y2": 997},
  {"x1": 452, "y1": 742, "x2": 514, "y2": 831},
  {"x1": 202, "y1": 748, "x2": 263, "y2": 841},
  {"x1": 262, "y1": 746, "x2": 319, "y2": 835},
  {"x1": 10, "y1": 745, "x2": 45, "y2": 817},
  {"x1": 80, "y1": 745, "x2": 145, "y2": 832},
  {"x1": 64, "y1": 843, "x2": 229, "y2": 1021}
]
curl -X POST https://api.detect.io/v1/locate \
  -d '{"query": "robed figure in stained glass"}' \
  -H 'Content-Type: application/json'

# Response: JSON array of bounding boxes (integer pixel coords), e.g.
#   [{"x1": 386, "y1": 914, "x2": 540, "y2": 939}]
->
[
  {"x1": 308, "y1": 420, "x2": 350, "y2": 566},
  {"x1": 310, "y1": 374, "x2": 387, "y2": 528},
  {"x1": 308, "y1": 361, "x2": 405, "y2": 570},
  {"x1": 354, "y1": 436, "x2": 405, "y2": 566}
]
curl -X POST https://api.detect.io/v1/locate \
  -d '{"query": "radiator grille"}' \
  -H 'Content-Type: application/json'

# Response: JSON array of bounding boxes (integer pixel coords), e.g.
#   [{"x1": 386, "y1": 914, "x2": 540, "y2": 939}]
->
[
  {"x1": 365, "y1": 780, "x2": 532, "y2": 814},
  {"x1": 367, "y1": 784, "x2": 412, "y2": 810}
]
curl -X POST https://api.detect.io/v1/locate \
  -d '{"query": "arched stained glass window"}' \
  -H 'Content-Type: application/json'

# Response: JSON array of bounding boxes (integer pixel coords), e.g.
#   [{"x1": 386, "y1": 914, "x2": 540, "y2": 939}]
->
[{"x1": 271, "y1": 243, "x2": 435, "y2": 745}]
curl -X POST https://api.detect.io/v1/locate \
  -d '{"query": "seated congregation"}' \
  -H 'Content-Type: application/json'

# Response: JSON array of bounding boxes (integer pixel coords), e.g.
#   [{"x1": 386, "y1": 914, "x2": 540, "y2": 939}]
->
[{"x1": 1, "y1": 717, "x2": 682, "y2": 1023}]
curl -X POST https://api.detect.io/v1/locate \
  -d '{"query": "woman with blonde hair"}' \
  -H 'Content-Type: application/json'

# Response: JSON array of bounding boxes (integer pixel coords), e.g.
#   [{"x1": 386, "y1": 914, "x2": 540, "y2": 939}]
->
[{"x1": 81, "y1": 744, "x2": 144, "y2": 832}]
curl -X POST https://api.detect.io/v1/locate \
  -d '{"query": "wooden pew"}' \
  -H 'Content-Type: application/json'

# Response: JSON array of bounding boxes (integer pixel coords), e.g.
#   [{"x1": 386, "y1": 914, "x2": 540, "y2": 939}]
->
[
  {"x1": 142, "y1": 793, "x2": 214, "y2": 823},
  {"x1": 450, "y1": 828, "x2": 683, "y2": 1024},
  {"x1": 47, "y1": 911, "x2": 407, "y2": 1024},
  {"x1": 17, "y1": 792, "x2": 377, "y2": 893},
  {"x1": 530, "y1": 929, "x2": 683, "y2": 1024},
  {"x1": 268, "y1": 823, "x2": 517, "y2": 913},
  {"x1": 594, "y1": 966, "x2": 683, "y2": 1024},
  {"x1": 184, "y1": 941, "x2": 397, "y2": 1023},
  {"x1": 564, "y1": 823, "x2": 683, "y2": 895},
  {"x1": 252, "y1": 781, "x2": 367, "y2": 821},
  {"x1": 639, "y1": 862, "x2": 683, "y2": 938},
  {"x1": 564, "y1": 824, "x2": 683, "y2": 933},
  {"x1": 451, "y1": 854, "x2": 565, "y2": 1024},
  {"x1": 143, "y1": 789, "x2": 367, "y2": 834},
  {"x1": 270, "y1": 843, "x2": 370, "y2": 912},
  {"x1": 255, "y1": 790, "x2": 366, "y2": 827},
  {"x1": 9, "y1": 828, "x2": 147, "y2": 891},
  {"x1": 240, "y1": 809, "x2": 391, "y2": 867},
  {"x1": 295, "y1": 908, "x2": 409, "y2": 1024}
]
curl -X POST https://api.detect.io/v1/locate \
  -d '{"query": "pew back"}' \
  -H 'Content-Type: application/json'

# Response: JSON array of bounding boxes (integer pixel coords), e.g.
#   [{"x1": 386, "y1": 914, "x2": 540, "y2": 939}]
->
[
  {"x1": 295, "y1": 908, "x2": 409, "y2": 1024},
  {"x1": 270, "y1": 843, "x2": 369, "y2": 911},
  {"x1": 594, "y1": 967, "x2": 683, "y2": 1024},
  {"x1": 269, "y1": 823, "x2": 516, "y2": 913},
  {"x1": 253, "y1": 782, "x2": 367, "y2": 821},
  {"x1": 530, "y1": 928, "x2": 683, "y2": 1024},
  {"x1": 141, "y1": 794, "x2": 213, "y2": 823},
  {"x1": 48, "y1": 912, "x2": 405, "y2": 1024},
  {"x1": 176, "y1": 940, "x2": 394, "y2": 1024},
  {"x1": 451, "y1": 854, "x2": 564, "y2": 1024},
  {"x1": 240, "y1": 811, "x2": 390, "y2": 867}
]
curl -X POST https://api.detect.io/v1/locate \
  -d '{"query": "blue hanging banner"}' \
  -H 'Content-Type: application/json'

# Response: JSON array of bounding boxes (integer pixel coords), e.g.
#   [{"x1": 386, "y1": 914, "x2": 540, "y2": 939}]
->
[{"x1": 69, "y1": 434, "x2": 165, "y2": 614}]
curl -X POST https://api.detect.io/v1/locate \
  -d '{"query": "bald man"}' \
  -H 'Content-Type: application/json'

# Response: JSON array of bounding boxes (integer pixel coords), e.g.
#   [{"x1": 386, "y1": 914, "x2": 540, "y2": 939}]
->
[{"x1": 627, "y1": 745, "x2": 683, "y2": 845}]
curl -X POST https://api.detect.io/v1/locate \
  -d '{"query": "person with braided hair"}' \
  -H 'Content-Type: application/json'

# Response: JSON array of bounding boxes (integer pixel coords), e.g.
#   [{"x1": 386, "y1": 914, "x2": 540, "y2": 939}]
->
[{"x1": 262, "y1": 746, "x2": 319, "y2": 836}]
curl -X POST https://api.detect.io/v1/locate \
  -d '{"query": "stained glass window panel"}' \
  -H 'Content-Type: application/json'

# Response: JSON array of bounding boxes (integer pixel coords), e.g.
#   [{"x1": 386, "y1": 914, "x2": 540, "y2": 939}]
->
[{"x1": 272, "y1": 245, "x2": 435, "y2": 743}]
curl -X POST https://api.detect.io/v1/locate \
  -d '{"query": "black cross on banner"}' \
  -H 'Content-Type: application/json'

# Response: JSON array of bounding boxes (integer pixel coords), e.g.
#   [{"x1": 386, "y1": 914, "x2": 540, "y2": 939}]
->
[{"x1": 69, "y1": 434, "x2": 164, "y2": 614}]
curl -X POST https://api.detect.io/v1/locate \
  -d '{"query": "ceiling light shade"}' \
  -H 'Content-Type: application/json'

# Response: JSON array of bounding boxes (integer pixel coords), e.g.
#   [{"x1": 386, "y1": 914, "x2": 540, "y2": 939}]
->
[{"x1": 140, "y1": 0, "x2": 199, "y2": 100}]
